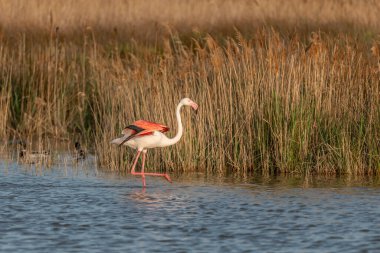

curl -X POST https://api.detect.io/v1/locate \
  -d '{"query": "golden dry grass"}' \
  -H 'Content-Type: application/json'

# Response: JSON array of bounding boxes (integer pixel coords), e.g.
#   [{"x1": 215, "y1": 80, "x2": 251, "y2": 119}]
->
[
  {"x1": 1, "y1": 0, "x2": 380, "y2": 176},
  {"x1": 0, "y1": 0, "x2": 380, "y2": 42}
]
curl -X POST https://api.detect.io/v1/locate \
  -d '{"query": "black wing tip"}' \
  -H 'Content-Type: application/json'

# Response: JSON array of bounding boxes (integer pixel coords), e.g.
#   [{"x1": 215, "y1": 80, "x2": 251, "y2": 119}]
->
[
  {"x1": 126, "y1": 124, "x2": 145, "y2": 133},
  {"x1": 118, "y1": 134, "x2": 136, "y2": 146}
]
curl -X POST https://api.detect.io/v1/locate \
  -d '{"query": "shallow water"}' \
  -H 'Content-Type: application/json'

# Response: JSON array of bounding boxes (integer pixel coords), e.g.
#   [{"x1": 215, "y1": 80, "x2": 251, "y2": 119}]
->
[{"x1": 1, "y1": 160, "x2": 380, "y2": 253}]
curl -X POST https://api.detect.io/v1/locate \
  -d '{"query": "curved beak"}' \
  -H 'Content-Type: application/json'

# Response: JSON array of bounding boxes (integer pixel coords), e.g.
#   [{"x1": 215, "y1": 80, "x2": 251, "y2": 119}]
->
[{"x1": 190, "y1": 101, "x2": 198, "y2": 112}]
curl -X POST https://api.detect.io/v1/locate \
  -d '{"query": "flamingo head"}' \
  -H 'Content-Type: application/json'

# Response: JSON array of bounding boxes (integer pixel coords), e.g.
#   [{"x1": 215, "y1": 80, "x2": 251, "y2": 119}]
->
[{"x1": 181, "y1": 98, "x2": 198, "y2": 111}]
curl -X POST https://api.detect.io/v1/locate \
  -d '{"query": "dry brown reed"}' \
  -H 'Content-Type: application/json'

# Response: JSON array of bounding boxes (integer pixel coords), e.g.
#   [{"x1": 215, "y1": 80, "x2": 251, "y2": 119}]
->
[
  {"x1": 0, "y1": 0, "x2": 380, "y2": 43},
  {"x1": 1, "y1": 0, "x2": 380, "y2": 176}
]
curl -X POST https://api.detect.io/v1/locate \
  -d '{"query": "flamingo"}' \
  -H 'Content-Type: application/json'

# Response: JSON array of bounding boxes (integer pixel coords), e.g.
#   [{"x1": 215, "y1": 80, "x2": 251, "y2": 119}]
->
[{"x1": 110, "y1": 98, "x2": 198, "y2": 187}]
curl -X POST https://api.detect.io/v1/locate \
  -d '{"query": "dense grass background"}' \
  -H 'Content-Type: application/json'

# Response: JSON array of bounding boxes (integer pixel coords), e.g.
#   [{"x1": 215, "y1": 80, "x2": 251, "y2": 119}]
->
[{"x1": 1, "y1": 0, "x2": 380, "y2": 175}]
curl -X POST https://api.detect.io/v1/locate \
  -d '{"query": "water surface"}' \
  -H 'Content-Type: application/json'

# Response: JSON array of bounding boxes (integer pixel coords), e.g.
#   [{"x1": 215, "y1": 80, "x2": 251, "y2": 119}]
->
[{"x1": 1, "y1": 159, "x2": 380, "y2": 252}]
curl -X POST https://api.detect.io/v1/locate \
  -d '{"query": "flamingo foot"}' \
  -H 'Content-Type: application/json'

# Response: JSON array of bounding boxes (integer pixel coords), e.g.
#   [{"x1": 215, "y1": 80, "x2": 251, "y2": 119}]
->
[
  {"x1": 164, "y1": 174, "x2": 172, "y2": 183},
  {"x1": 131, "y1": 172, "x2": 172, "y2": 184}
]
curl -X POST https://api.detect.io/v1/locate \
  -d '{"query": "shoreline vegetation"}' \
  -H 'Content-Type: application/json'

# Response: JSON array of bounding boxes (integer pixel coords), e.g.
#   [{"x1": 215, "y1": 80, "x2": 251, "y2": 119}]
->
[{"x1": 1, "y1": 0, "x2": 380, "y2": 175}]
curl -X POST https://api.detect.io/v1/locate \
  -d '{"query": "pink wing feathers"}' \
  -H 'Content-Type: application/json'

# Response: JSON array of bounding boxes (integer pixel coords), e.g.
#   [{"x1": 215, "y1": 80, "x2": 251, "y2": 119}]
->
[
  {"x1": 131, "y1": 120, "x2": 169, "y2": 135},
  {"x1": 118, "y1": 120, "x2": 169, "y2": 146}
]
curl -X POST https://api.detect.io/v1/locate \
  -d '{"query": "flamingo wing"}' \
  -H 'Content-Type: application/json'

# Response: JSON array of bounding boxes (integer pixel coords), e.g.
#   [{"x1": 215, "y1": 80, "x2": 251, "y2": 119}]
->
[
  {"x1": 131, "y1": 120, "x2": 169, "y2": 135},
  {"x1": 118, "y1": 120, "x2": 169, "y2": 146}
]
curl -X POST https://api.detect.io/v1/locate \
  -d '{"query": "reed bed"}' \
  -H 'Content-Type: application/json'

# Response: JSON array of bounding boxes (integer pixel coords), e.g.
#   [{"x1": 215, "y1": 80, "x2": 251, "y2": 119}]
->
[
  {"x1": 1, "y1": 0, "x2": 380, "y2": 41},
  {"x1": 1, "y1": 0, "x2": 380, "y2": 176}
]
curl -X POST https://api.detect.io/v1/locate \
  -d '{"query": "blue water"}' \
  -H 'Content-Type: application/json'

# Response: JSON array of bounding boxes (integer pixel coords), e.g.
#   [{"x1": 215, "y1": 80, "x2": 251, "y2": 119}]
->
[{"x1": 1, "y1": 160, "x2": 380, "y2": 252}]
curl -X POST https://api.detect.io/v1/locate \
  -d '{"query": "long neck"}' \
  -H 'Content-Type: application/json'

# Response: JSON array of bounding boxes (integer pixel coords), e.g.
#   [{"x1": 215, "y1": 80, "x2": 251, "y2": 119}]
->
[{"x1": 165, "y1": 102, "x2": 184, "y2": 146}]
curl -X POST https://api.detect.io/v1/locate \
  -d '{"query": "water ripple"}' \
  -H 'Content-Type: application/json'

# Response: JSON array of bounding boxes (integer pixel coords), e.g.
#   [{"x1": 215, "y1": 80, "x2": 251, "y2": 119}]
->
[{"x1": 1, "y1": 162, "x2": 380, "y2": 252}]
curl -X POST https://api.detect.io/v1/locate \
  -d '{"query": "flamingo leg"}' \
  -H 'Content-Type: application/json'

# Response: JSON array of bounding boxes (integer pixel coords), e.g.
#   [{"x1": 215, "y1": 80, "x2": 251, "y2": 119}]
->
[
  {"x1": 130, "y1": 150, "x2": 141, "y2": 175},
  {"x1": 143, "y1": 172, "x2": 172, "y2": 183},
  {"x1": 141, "y1": 152, "x2": 172, "y2": 183},
  {"x1": 130, "y1": 150, "x2": 146, "y2": 187},
  {"x1": 141, "y1": 151, "x2": 146, "y2": 188},
  {"x1": 130, "y1": 150, "x2": 171, "y2": 186}
]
